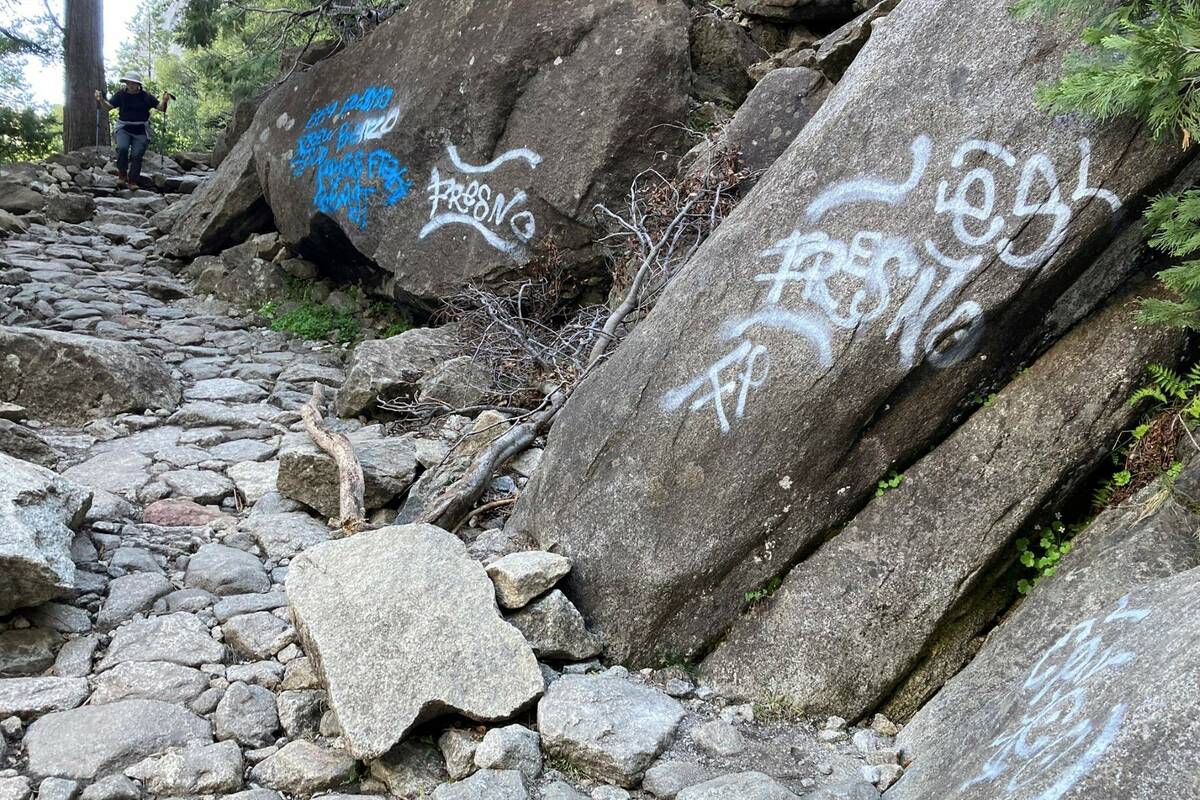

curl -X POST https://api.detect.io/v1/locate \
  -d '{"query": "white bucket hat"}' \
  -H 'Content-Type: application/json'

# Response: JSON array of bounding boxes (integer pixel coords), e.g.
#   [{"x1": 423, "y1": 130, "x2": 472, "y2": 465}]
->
[{"x1": 119, "y1": 72, "x2": 144, "y2": 86}]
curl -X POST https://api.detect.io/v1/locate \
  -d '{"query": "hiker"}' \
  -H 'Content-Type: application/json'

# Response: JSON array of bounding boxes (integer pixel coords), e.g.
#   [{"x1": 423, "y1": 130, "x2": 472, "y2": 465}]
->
[{"x1": 94, "y1": 72, "x2": 172, "y2": 189}]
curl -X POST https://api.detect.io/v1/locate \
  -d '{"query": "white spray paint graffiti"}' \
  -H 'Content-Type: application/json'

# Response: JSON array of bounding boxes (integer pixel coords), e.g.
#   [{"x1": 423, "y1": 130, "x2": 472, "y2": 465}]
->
[
  {"x1": 420, "y1": 144, "x2": 542, "y2": 255},
  {"x1": 960, "y1": 596, "x2": 1149, "y2": 799},
  {"x1": 663, "y1": 134, "x2": 1122, "y2": 432}
]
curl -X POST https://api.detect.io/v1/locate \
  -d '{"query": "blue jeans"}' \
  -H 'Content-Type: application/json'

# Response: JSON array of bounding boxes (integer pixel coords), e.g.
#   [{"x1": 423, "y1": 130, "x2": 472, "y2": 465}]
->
[{"x1": 114, "y1": 127, "x2": 150, "y2": 176}]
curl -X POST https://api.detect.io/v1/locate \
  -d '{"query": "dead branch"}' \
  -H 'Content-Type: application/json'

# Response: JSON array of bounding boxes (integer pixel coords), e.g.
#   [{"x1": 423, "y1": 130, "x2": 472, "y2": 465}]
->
[
  {"x1": 412, "y1": 152, "x2": 747, "y2": 528},
  {"x1": 301, "y1": 383, "x2": 367, "y2": 533},
  {"x1": 418, "y1": 389, "x2": 566, "y2": 531}
]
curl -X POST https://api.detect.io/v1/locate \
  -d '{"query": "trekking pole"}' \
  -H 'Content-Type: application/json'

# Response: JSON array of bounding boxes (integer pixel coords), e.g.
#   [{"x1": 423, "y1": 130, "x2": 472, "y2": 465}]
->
[{"x1": 161, "y1": 92, "x2": 169, "y2": 170}]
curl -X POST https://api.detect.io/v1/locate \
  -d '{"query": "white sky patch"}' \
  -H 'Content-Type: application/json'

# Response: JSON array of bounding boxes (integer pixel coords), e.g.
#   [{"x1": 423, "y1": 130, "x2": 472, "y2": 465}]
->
[{"x1": 15, "y1": 0, "x2": 139, "y2": 107}]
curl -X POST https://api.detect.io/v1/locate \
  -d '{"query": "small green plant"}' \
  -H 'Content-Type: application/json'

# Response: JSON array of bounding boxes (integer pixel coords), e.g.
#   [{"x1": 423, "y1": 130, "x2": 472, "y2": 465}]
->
[
  {"x1": 1015, "y1": 517, "x2": 1075, "y2": 595},
  {"x1": 744, "y1": 575, "x2": 782, "y2": 605},
  {"x1": 260, "y1": 299, "x2": 361, "y2": 344},
  {"x1": 875, "y1": 470, "x2": 905, "y2": 497},
  {"x1": 752, "y1": 695, "x2": 806, "y2": 723}
]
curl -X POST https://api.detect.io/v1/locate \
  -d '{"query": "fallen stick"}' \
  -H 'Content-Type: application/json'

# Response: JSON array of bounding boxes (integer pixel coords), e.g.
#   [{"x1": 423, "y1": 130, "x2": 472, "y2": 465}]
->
[{"x1": 301, "y1": 383, "x2": 366, "y2": 533}]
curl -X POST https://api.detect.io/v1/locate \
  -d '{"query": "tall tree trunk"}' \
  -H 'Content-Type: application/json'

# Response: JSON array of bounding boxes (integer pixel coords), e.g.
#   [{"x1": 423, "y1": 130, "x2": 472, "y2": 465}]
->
[{"x1": 63, "y1": 0, "x2": 107, "y2": 151}]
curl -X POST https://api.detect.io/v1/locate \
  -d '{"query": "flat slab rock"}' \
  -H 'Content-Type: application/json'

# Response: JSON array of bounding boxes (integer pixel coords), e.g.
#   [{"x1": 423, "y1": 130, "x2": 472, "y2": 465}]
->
[
  {"x1": 97, "y1": 613, "x2": 227, "y2": 671},
  {"x1": 537, "y1": 672, "x2": 685, "y2": 787},
  {"x1": 25, "y1": 699, "x2": 212, "y2": 780},
  {"x1": 286, "y1": 524, "x2": 543, "y2": 759}
]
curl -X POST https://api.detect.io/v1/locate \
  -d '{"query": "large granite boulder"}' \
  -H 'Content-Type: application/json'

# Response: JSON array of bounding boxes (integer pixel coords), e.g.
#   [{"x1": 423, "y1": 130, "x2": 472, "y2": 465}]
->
[
  {"x1": 0, "y1": 327, "x2": 181, "y2": 425},
  {"x1": 156, "y1": 133, "x2": 273, "y2": 257},
  {"x1": 508, "y1": 0, "x2": 1187, "y2": 663},
  {"x1": 250, "y1": 0, "x2": 690, "y2": 303},
  {"x1": 286, "y1": 524, "x2": 544, "y2": 759},
  {"x1": 0, "y1": 454, "x2": 91, "y2": 614},
  {"x1": 698, "y1": 285, "x2": 1181, "y2": 717},
  {"x1": 888, "y1": 564, "x2": 1200, "y2": 800}
]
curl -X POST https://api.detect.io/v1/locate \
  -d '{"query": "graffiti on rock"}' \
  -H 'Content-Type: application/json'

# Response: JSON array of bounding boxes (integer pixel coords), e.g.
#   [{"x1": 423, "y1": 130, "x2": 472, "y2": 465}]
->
[
  {"x1": 662, "y1": 134, "x2": 1122, "y2": 432},
  {"x1": 420, "y1": 144, "x2": 542, "y2": 255},
  {"x1": 960, "y1": 596, "x2": 1149, "y2": 800},
  {"x1": 290, "y1": 85, "x2": 411, "y2": 230}
]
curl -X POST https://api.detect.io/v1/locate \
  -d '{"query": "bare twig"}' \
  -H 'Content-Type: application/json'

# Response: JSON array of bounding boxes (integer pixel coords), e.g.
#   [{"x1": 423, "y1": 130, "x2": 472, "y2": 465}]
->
[
  {"x1": 418, "y1": 389, "x2": 567, "y2": 531},
  {"x1": 301, "y1": 383, "x2": 366, "y2": 533}
]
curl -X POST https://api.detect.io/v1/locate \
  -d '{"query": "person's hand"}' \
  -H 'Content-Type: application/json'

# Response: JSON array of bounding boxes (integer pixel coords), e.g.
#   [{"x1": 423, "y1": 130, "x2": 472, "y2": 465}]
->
[
  {"x1": 163, "y1": 91, "x2": 172, "y2": 100},
  {"x1": 93, "y1": 89, "x2": 101, "y2": 100}
]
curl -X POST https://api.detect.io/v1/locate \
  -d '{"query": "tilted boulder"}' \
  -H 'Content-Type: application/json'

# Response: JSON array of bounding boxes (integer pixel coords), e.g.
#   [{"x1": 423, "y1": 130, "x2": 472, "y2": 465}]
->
[
  {"x1": 0, "y1": 327, "x2": 181, "y2": 426},
  {"x1": 699, "y1": 285, "x2": 1182, "y2": 717},
  {"x1": 897, "y1": 461, "x2": 1200, "y2": 768},
  {"x1": 0, "y1": 454, "x2": 91, "y2": 614},
  {"x1": 286, "y1": 524, "x2": 544, "y2": 759},
  {"x1": 888, "y1": 563, "x2": 1200, "y2": 800},
  {"x1": 156, "y1": 133, "x2": 273, "y2": 257},
  {"x1": 249, "y1": 0, "x2": 690, "y2": 302},
  {"x1": 508, "y1": 0, "x2": 1188, "y2": 663}
]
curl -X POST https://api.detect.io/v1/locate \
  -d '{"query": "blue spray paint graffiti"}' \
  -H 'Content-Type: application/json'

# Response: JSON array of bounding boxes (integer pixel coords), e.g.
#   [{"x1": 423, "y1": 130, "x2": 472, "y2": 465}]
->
[{"x1": 290, "y1": 85, "x2": 410, "y2": 230}]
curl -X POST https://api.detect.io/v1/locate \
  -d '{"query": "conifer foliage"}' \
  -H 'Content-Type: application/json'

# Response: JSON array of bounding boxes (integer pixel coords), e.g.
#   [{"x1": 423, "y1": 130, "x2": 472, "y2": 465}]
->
[{"x1": 1019, "y1": 0, "x2": 1200, "y2": 326}]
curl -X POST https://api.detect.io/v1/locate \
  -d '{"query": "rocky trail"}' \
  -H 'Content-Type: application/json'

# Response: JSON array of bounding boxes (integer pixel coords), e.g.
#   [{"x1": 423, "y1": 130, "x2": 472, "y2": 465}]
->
[{"x1": 0, "y1": 153, "x2": 898, "y2": 800}]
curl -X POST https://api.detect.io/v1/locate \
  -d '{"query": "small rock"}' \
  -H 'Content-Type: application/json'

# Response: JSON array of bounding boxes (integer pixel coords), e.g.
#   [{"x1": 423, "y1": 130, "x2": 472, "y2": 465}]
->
[
  {"x1": 222, "y1": 611, "x2": 294, "y2": 659},
  {"x1": 0, "y1": 777, "x2": 30, "y2": 800},
  {"x1": 35, "y1": 778, "x2": 78, "y2": 800},
  {"x1": 25, "y1": 699, "x2": 211, "y2": 780},
  {"x1": 96, "y1": 572, "x2": 174, "y2": 631},
  {"x1": 0, "y1": 677, "x2": 88, "y2": 718},
  {"x1": 368, "y1": 740, "x2": 446, "y2": 796},
  {"x1": 538, "y1": 674, "x2": 685, "y2": 787},
  {"x1": 186, "y1": 543, "x2": 269, "y2": 596},
  {"x1": 89, "y1": 661, "x2": 209, "y2": 706},
  {"x1": 542, "y1": 782, "x2": 588, "y2": 800},
  {"x1": 0, "y1": 629, "x2": 58, "y2": 677},
  {"x1": 439, "y1": 727, "x2": 483, "y2": 780},
  {"x1": 485, "y1": 551, "x2": 571, "y2": 609},
  {"x1": 871, "y1": 713, "x2": 900, "y2": 737},
  {"x1": 97, "y1": 613, "x2": 226, "y2": 671},
  {"x1": 692, "y1": 720, "x2": 747, "y2": 758},
  {"x1": 214, "y1": 681, "x2": 279, "y2": 748},
  {"x1": 643, "y1": 760, "x2": 709, "y2": 799},
  {"x1": 78, "y1": 776, "x2": 139, "y2": 800},
  {"x1": 124, "y1": 740, "x2": 244, "y2": 794},
  {"x1": 276, "y1": 689, "x2": 326, "y2": 739},
  {"x1": 430, "y1": 769, "x2": 528, "y2": 800},
  {"x1": 592, "y1": 788, "x2": 630, "y2": 800},
  {"x1": 719, "y1": 704, "x2": 754, "y2": 725},
  {"x1": 474, "y1": 724, "x2": 541, "y2": 781},
  {"x1": 675, "y1": 772, "x2": 796, "y2": 800},
  {"x1": 506, "y1": 590, "x2": 602, "y2": 661},
  {"x1": 248, "y1": 740, "x2": 357, "y2": 795}
]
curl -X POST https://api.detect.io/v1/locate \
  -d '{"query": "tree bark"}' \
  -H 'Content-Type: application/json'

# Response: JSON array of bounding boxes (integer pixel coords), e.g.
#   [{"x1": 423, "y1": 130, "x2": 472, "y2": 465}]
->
[{"x1": 63, "y1": 0, "x2": 107, "y2": 151}]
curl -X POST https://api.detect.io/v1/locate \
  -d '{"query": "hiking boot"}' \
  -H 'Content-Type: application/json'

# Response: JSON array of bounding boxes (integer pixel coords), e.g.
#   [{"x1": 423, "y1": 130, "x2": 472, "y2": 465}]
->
[
  {"x1": 116, "y1": 171, "x2": 128, "y2": 189},
  {"x1": 128, "y1": 159, "x2": 142, "y2": 189}
]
